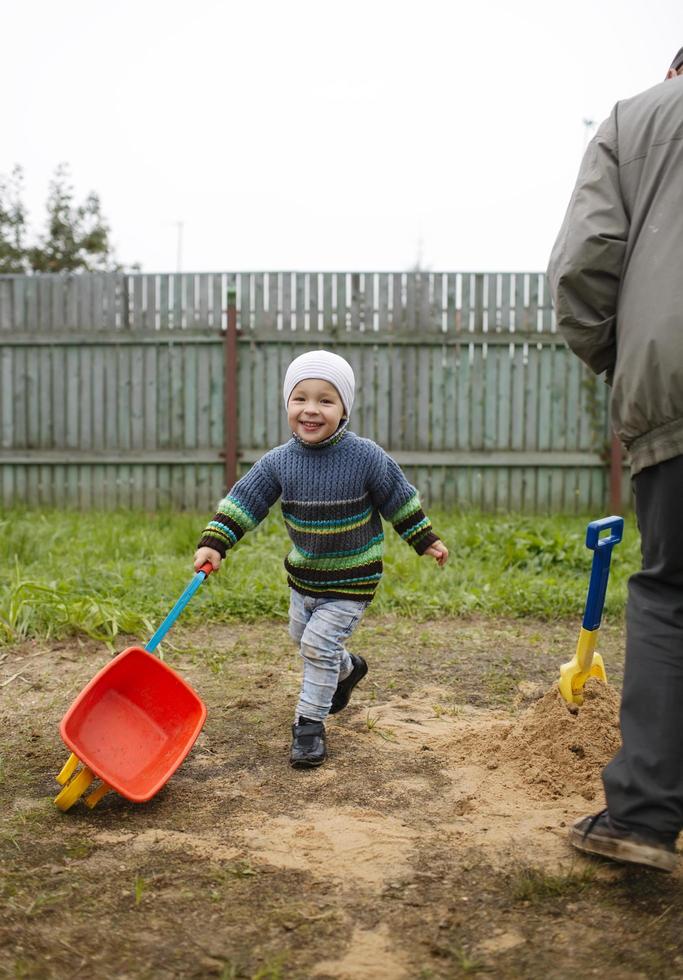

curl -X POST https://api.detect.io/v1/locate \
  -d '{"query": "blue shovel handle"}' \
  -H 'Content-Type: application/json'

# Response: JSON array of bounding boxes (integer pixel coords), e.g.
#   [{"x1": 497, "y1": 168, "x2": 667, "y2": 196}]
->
[
  {"x1": 582, "y1": 516, "x2": 624, "y2": 631},
  {"x1": 145, "y1": 561, "x2": 214, "y2": 654}
]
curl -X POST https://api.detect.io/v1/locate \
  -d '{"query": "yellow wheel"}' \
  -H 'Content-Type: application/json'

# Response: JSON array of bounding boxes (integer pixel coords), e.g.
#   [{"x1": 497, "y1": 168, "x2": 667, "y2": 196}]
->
[
  {"x1": 54, "y1": 765, "x2": 95, "y2": 812},
  {"x1": 56, "y1": 753, "x2": 79, "y2": 786},
  {"x1": 84, "y1": 782, "x2": 112, "y2": 809}
]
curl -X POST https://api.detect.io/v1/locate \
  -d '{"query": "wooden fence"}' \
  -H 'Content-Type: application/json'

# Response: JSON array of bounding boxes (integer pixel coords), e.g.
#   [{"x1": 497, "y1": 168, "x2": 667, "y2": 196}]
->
[{"x1": 0, "y1": 271, "x2": 622, "y2": 513}]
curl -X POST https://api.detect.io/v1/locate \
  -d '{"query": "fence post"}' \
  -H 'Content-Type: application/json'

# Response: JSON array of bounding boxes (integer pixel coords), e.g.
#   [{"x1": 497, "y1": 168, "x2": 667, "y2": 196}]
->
[{"x1": 223, "y1": 288, "x2": 238, "y2": 491}]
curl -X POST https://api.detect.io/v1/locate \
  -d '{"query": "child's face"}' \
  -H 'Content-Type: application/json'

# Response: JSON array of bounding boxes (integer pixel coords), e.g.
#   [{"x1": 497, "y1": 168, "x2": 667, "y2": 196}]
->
[{"x1": 287, "y1": 378, "x2": 345, "y2": 443}]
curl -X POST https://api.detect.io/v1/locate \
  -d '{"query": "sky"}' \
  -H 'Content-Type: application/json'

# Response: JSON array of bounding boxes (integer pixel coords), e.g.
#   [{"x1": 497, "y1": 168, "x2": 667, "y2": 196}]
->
[{"x1": 3, "y1": 0, "x2": 681, "y2": 273}]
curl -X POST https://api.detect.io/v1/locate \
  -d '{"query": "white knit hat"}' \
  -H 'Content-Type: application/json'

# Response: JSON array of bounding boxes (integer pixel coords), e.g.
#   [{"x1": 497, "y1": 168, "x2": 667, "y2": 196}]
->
[{"x1": 283, "y1": 350, "x2": 355, "y2": 417}]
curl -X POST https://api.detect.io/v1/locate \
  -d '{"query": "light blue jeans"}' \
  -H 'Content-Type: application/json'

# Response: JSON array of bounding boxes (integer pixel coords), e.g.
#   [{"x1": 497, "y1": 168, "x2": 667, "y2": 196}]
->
[{"x1": 288, "y1": 590, "x2": 367, "y2": 722}]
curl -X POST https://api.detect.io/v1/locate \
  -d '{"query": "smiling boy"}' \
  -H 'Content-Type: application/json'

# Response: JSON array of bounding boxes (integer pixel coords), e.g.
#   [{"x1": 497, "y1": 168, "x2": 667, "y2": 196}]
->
[{"x1": 194, "y1": 349, "x2": 448, "y2": 768}]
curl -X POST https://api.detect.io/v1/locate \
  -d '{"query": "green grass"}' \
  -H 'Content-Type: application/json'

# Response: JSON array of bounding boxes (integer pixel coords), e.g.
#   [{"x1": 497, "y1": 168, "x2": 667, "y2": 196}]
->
[
  {"x1": 507, "y1": 864, "x2": 597, "y2": 904},
  {"x1": 0, "y1": 509, "x2": 639, "y2": 648}
]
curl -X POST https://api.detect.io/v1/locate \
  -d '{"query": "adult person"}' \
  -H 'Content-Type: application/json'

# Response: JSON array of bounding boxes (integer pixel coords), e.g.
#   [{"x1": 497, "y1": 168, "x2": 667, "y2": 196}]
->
[{"x1": 547, "y1": 47, "x2": 683, "y2": 873}]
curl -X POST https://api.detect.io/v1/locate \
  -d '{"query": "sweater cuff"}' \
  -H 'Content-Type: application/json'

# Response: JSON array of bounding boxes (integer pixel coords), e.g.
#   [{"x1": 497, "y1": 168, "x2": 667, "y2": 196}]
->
[
  {"x1": 413, "y1": 530, "x2": 439, "y2": 555},
  {"x1": 198, "y1": 506, "x2": 250, "y2": 557},
  {"x1": 388, "y1": 493, "x2": 437, "y2": 553},
  {"x1": 197, "y1": 534, "x2": 228, "y2": 558}
]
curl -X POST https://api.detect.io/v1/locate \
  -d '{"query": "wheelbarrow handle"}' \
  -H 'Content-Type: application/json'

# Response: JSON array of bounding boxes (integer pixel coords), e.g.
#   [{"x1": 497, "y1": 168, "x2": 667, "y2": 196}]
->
[
  {"x1": 582, "y1": 516, "x2": 624, "y2": 631},
  {"x1": 145, "y1": 562, "x2": 214, "y2": 654}
]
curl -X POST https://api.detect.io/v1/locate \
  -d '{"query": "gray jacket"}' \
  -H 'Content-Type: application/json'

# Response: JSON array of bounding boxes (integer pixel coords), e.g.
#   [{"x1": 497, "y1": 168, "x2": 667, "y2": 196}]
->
[{"x1": 548, "y1": 75, "x2": 683, "y2": 475}]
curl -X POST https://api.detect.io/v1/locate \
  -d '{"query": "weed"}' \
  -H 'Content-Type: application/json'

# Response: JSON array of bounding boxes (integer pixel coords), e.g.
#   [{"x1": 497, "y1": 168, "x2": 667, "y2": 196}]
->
[
  {"x1": 508, "y1": 864, "x2": 596, "y2": 904},
  {"x1": 365, "y1": 711, "x2": 397, "y2": 742},
  {"x1": 431, "y1": 944, "x2": 487, "y2": 975},
  {"x1": 251, "y1": 955, "x2": 285, "y2": 980},
  {"x1": 433, "y1": 702, "x2": 460, "y2": 718},
  {"x1": 208, "y1": 863, "x2": 258, "y2": 891},
  {"x1": 452, "y1": 946, "x2": 486, "y2": 974},
  {"x1": 27, "y1": 891, "x2": 70, "y2": 916},
  {"x1": 208, "y1": 651, "x2": 230, "y2": 675},
  {"x1": 5, "y1": 804, "x2": 53, "y2": 835},
  {"x1": 220, "y1": 965, "x2": 240, "y2": 980},
  {"x1": 65, "y1": 839, "x2": 95, "y2": 860},
  {"x1": 482, "y1": 664, "x2": 519, "y2": 701},
  {"x1": 227, "y1": 861, "x2": 257, "y2": 879},
  {"x1": 7, "y1": 889, "x2": 70, "y2": 917},
  {"x1": 134, "y1": 875, "x2": 147, "y2": 905}
]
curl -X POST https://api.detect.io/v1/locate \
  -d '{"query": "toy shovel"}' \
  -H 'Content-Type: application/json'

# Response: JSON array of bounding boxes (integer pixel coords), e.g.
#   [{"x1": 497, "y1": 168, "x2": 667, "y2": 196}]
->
[
  {"x1": 558, "y1": 516, "x2": 624, "y2": 706},
  {"x1": 53, "y1": 562, "x2": 214, "y2": 812}
]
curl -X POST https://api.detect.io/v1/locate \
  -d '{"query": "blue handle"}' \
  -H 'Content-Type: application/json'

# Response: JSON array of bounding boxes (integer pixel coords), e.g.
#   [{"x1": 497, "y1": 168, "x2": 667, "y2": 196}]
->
[
  {"x1": 582, "y1": 516, "x2": 624, "y2": 631},
  {"x1": 145, "y1": 564, "x2": 213, "y2": 653}
]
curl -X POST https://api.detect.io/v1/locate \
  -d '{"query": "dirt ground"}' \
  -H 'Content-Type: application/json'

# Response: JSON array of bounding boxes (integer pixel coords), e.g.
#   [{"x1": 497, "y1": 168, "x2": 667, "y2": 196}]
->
[{"x1": 1, "y1": 615, "x2": 682, "y2": 979}]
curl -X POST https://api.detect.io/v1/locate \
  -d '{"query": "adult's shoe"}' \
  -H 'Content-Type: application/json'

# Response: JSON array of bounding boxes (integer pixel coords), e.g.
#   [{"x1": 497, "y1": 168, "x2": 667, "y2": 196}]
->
[{"x1": 569, "y1": 809, "x2": 678, "y2": 873}]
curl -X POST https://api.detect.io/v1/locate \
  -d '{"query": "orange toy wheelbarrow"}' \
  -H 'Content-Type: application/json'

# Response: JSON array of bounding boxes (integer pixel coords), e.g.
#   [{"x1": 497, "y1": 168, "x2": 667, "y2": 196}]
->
[{"x1": 54, "y1": 562, "x2": 213, "y2": 811}]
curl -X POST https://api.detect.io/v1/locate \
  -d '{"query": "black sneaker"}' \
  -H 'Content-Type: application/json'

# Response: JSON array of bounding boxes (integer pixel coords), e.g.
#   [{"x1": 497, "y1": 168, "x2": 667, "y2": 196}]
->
[
  {"x1": 569, "y1": 809, "x2": 678, "y2": 873},
  {"x1": 329, "y1": 655, "x2": 368, "y2": 715},
  {"x1": 290, "y1": 717, "x2": 327, "y2": 768}
]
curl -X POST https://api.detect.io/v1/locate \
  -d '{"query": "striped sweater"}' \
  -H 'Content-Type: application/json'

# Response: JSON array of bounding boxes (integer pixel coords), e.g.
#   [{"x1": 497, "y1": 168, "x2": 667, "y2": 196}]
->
[{"x1": 198, "y1": 424, "x2": 439, "y2": 603}]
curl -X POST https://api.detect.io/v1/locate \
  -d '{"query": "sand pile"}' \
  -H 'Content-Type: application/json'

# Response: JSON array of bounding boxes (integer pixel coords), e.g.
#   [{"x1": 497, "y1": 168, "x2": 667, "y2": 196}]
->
[{"x1": 459, "y1": 679, "x2": 622, "y2": 801}]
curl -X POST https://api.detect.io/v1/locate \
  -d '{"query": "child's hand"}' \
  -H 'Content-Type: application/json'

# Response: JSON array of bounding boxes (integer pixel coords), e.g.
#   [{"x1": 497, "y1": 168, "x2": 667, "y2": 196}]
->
[
  {"x1": 194, "y1": 547, "x2": 222, "y2": 572},
  {"x1": 424, "y1": 540, "x2": 449, "y2": 567}
]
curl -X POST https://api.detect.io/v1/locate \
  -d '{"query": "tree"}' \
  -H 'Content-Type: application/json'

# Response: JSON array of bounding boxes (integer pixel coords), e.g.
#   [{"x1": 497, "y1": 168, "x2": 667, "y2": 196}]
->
[
  {"x1": 0, "y1": 166, "x2": 29, "y2": 273},
  {"x1": 28, "y1": 163, "x2": 116, "y2": 273},
  {"x1": 0, "y1": 163, "x2": 121, "y2": 274}
]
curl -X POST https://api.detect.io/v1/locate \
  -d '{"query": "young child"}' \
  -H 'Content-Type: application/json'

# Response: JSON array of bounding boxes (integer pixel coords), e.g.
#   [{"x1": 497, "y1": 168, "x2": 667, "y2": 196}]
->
[{"x1": 194, "y1": 349, "x2": 448, "y2": 769}]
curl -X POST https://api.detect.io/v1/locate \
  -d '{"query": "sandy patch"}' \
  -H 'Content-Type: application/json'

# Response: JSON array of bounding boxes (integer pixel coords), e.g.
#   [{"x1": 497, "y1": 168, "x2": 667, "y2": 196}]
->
[
  {"x1": 436, "y1": 764, "x2": 584, "y2": 866},
  {"x1": 241, "y1": 807, "x2": 415, "y2": 886},
  {"x1": 367, "y1": 680, "x2": 622, "y2": 868},
  {"x1": 479, "y1": 930, "x2": 527, "y2": 955},
  {"x1": 367, "y1": 687, "x2": 466, "y2": 748},
  {"x1": 312, "y1": 924, "x2": 409, "y2": 979}
]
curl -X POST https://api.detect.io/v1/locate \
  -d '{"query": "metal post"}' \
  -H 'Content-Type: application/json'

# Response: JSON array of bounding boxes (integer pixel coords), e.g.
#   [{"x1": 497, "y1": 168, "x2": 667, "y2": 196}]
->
[
  {"x1": 223, "y1": 288, "x2": 238, "y2": 492},
  {"x1": 609, "y1": 433, "x2": 623, "y2": 513}
]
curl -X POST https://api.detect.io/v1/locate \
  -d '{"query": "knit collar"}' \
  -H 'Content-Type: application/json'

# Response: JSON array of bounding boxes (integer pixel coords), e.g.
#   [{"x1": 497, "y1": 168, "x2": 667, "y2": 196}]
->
[{"x1": 290, "y1": 418, "x2": 350, "y2": 451}]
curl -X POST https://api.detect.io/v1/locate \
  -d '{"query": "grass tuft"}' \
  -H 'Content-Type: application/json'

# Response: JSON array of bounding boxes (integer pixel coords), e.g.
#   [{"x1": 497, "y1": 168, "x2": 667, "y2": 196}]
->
[
  {"x1": 365, "y1": 710, "x2": 397, "y2": 741},
  {"x1": 133, "y1": 874, "x2": 147, "y2": 905},
  {"x1": 508, "y1": 864, "x2": 596, "y2": 904}
]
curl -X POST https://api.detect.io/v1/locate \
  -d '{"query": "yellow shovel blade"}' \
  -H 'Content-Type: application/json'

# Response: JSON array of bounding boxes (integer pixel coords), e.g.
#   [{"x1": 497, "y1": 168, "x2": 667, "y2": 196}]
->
[
  {"x1": 53, "y1": 761, "x2": 95, "y2": 812},
  {"x1": 558, "y1": 627, "x2": 607, "y2": 706}
]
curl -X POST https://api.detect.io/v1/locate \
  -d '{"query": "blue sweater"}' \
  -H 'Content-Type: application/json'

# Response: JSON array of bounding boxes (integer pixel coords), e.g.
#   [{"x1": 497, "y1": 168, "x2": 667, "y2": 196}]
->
[{"x1": 198, "y1": 424, "x2": 438, "y2": 602}]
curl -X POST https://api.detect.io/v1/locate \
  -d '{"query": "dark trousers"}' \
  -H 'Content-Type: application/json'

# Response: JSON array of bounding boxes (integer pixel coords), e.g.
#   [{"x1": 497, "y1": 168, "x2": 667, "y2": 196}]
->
[{"x1": 602, "y1": 454, "x2": 683, "y2": 842}]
